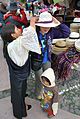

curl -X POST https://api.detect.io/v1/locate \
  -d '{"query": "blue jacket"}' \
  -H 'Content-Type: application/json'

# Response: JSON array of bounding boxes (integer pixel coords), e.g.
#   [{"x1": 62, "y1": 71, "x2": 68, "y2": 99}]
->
[{"x1": 36, "y1": 23, "x2": 71, "y2": 61}]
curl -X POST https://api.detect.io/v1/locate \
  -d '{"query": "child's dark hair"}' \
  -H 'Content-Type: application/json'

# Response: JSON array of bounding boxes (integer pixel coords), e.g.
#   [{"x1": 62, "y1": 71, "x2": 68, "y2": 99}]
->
[
  {"x1": 1, "y1": 24, "x2": 15, "y2": 42},
  {"x1": 42, "y1": 76, "x2": 51, "y2": 85}
]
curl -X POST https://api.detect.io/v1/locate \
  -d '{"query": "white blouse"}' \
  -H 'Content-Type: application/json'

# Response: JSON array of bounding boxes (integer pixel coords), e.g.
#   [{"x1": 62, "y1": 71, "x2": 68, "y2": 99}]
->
[{"x1": 7, "y1": 26, "x2": 41, "y2": 66}]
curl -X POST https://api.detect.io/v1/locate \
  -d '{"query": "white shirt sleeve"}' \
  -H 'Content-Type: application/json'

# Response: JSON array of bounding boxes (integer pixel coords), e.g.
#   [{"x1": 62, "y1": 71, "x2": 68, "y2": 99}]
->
[
  {"x1": 7, "y1": 26, "x2": 41, "y2": 66},
  {"x1": 21, "y1": 26, "x2": 41, "y2": 54}
]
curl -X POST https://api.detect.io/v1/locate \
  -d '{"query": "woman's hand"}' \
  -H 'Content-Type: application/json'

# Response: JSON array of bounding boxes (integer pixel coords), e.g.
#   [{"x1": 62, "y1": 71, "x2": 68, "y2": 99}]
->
[
  {"x1": 30, "y1": 16, "x2": 39, "y2": 28},
  {"x1": 52, "y1": 17, "x2": 60, "y2": 25}
]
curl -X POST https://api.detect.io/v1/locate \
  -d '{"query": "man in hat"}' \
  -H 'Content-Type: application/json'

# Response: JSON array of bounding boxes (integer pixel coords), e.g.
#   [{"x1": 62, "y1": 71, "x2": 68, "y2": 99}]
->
[
  {"x1": 4, "y1": 1, "x2": 28, "y2": 31},
  {"x1": 30, "y1": 11, "x2": 70, "y2": 99}
]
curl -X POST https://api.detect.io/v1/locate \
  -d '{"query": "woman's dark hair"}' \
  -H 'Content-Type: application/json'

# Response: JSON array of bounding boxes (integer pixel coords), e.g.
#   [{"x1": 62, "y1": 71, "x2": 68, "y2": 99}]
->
[{"x1": 1, "y1": 24, "x2": 15, "y2": 42}]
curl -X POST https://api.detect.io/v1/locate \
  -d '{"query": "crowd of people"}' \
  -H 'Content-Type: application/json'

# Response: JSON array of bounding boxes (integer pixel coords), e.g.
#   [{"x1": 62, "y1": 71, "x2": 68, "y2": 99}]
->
[{"x1": 0, "y1": 0, "x2": 80, "y2": 119}]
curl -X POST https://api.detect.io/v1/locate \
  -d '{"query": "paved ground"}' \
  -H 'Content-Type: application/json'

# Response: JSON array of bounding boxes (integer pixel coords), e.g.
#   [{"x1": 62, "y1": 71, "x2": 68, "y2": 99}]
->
[
  {"x1": 0, "y1": 96, "x2": 80, "y2": 119},
  {"x1": 0, "y1": 38, "x2": 10, "y2": 91}
]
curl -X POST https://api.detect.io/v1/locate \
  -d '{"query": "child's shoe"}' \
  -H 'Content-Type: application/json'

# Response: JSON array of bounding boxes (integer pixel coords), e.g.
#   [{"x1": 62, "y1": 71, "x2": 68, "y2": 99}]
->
[
  {"x1": 46, "y1": 107, "x2": 54, "y2": 118},
  {"x1": 48, "y1": 113, "x2": 54, "y2": 118},
  {"x1": 26, "y1": 105, "x2": 32, "y2": 110}
]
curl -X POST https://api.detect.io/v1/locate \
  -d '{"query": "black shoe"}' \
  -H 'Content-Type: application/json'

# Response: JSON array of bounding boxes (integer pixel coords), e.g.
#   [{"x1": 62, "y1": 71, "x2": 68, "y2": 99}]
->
[
  {"x1": 25, "y1": 94, "x2": 28, "y2": 97},
  {"x1": 27, "y1": 105, "x2": 32, "y2": 110}
]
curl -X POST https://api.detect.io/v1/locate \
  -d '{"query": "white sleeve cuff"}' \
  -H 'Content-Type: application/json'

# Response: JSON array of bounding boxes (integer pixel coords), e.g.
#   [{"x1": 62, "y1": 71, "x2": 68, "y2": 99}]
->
[{"x1": 52, "y1": 103, "x2": 58, "y2": 115}]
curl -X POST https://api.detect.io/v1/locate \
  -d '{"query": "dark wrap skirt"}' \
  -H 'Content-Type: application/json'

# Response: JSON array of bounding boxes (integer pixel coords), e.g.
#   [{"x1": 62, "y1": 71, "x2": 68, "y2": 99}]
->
[{"x1": 5, "y1": 54, "x2": 30, "y2": 119}]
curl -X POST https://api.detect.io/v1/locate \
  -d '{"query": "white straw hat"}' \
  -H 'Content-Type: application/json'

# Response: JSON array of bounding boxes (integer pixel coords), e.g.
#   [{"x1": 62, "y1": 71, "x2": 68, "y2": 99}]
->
[
  {"x1": 70, "y1": 23, "x2": 80, "y2": 32},
  {"x1": 66, "y1": 32, "x2": 79, "y2": 47},
  {"x1": 75, "y1": 39, "x2": 80, "y2": 52},
  {"x1": 35, "y1": 11, "x2": 60, "y2": 27},
  {"x1": 52, "y1": 40, "x2": 68, "y2": 55},
  {"x1": 73, "y1": 18, "x2": 80, "y2": 23}
]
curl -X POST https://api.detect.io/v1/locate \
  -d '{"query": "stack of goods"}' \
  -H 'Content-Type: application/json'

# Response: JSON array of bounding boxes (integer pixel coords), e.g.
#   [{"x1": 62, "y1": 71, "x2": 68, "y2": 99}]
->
[
  {"x1": 70, "y1": 15, "x2": 80, "y2": 32},
  {"x1": 70, "y1": 23, "x2": 80, "y2": 32},
  {"x1": 52, "y1": 39, "x2": 68, "y2": 55},
  {"x1": 66, "y1": 32, "x2": 80, "y2": 47},
  {"x1": 75, "y1": 39, "x2": 80, "y2": 52}
]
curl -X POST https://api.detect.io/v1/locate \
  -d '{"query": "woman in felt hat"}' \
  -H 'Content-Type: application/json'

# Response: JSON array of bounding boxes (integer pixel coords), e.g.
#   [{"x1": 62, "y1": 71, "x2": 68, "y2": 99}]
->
[{"x1": 30, "y1": 11, "x2": 71, "y2": 99}]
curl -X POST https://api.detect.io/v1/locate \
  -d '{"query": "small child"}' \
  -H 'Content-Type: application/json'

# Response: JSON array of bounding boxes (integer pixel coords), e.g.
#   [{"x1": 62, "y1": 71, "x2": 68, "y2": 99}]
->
[{"x1": 40, "y1": 68, "x2": 59, "y2": 118}]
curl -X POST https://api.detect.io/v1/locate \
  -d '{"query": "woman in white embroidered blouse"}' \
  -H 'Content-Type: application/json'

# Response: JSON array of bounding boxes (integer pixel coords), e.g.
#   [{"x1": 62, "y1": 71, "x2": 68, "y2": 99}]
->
[{"x1": 1, "y1": 17, "x2": 41, "y2": 119}]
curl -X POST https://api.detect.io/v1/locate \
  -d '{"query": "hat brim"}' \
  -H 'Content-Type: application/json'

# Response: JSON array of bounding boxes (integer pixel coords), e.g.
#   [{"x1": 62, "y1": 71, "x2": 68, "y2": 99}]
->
[
  {"x1": 35, "y1": 22, "x2": 60, "y2": 27},
  {"x1": 66, "y1": 38, "x2": 78, "y2": 46},
  {"x1": 35, "y1": 17, "x2": 60, "y2": 27},
  {"x1": 52, "y1": 45, "x2": 68, "y2": 54},
  {"x1": 52, "y1": 38, "x2": 66, "y2": 44},
  {"x1": 53, "y1": 45, "x2": 68, "y2": 51},
  {"x1": 52, "y1": 50, "x2": 64, "y2": 55}
]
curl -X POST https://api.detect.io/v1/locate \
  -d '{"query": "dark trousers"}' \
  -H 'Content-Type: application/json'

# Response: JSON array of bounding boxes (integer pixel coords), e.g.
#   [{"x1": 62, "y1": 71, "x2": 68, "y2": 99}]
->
[{"x1": 10, "y1": 78, "x2": 27, "y2": 119}]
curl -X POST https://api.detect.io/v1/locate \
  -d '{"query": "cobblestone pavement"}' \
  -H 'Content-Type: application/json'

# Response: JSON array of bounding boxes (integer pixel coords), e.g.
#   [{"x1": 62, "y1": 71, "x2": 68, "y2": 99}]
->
[
  {"x1": 0, "y1": 37, "x2": 80, "y2": 116},
  {"x1": 27, "y1": 70, "x2": 80, "y2": 116}
]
